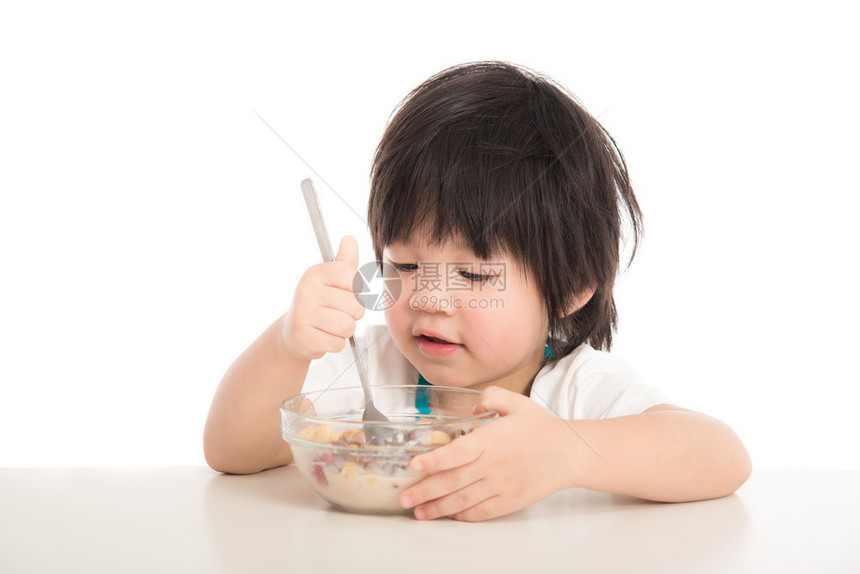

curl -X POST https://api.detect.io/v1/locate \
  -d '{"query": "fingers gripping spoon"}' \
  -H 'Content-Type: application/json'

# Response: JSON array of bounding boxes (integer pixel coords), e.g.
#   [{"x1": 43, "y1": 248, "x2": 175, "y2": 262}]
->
[{"x1": 300, "y1": 179, "x2": 391, "y2": 443}]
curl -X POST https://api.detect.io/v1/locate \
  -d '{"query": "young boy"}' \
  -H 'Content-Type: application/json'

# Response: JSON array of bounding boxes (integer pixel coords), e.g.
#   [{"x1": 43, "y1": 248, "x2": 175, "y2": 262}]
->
[{"x1": 204, "y1": 61, "x2": 751, "y2": 521}]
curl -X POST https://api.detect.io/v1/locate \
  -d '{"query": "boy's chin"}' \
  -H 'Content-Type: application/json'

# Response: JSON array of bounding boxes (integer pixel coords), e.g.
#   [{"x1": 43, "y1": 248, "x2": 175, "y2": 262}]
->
[
  {"x1": 413, "y1": 366, "x2": 474, "y2": 389},
  {"x1": 432, "y1": 379, "x2": 473, "y2": 389}
]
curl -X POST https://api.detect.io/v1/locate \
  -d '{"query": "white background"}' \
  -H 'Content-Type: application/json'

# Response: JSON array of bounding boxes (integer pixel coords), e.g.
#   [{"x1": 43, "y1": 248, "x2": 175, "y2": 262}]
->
[{"x1": 1, "y1": 1, "x2": 857, "y2": 468}]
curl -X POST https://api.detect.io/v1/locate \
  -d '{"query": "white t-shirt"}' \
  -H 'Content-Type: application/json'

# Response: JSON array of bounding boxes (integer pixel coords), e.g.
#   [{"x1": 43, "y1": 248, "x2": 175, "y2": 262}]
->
[{"x1": 302, "y1": 324, "x2": 668, "y2": 420}]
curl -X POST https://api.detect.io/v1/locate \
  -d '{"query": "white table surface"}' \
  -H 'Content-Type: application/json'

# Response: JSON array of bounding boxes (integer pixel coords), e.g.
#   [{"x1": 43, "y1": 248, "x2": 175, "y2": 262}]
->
[{"x1": 1, "y1": 466, "x2": 858, "y2": 573}]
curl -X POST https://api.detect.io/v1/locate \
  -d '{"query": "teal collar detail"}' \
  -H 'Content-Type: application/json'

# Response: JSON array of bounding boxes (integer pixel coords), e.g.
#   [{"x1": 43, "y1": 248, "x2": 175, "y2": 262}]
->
[{"x1": 416, "y1": 373, "x2": 431, "y2": 414}]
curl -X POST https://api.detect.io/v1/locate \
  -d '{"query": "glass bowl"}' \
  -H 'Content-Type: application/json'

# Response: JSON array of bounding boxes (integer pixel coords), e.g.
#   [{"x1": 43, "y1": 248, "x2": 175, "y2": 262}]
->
[{"x1": 280, "y1": 385, "x2": 497, "y2": 514}]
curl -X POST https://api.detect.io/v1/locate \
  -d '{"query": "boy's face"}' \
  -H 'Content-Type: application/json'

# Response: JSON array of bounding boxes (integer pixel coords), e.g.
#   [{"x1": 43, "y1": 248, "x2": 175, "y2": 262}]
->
[{"x1": 382, "y1": 234, "x2": 549, "y2": 395}]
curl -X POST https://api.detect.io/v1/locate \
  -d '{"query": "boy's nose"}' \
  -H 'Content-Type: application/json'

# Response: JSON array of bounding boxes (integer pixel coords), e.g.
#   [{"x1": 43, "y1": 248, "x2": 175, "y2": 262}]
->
[
  {"x1": 408, "y1": 291, "x2": 455, "y2": 315},
  {"x1": 402, "y1": 263, "x2": 458, "y2": 315}
]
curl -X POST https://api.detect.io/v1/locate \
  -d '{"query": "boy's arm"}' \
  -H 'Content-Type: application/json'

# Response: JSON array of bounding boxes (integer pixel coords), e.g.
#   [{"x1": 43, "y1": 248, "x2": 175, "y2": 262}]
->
[
  {"x1": 203, "y1": 315, "x2": 309, "y2": 474},
  {"x1": 560, "y1": 403, "x2": 752, "y2": 502},
  {"x1": 400, "y1": 387, "x2": 751, "y2": 521},
  {"x1": 203, "y1": 236, "x2": 364, "y2": 475}
]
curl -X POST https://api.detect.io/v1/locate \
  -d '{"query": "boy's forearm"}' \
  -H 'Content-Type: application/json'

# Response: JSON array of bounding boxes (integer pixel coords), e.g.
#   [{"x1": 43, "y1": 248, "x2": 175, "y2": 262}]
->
[
  {"x1": 561, "y1": 406, "x2": 752, "y2": 502},
  {"x1": 204, "y1": 315, "x2": 309, "y2": 474}
]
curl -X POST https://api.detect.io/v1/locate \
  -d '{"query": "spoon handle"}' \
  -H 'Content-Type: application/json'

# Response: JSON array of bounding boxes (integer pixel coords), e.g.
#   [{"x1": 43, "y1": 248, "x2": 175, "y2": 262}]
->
[
  {"x1": 300, "y1": 178, "x2": 336, "y2": 262},
  {"x1": 300, "y1": 178, "x2": 373, "y2": 399}
]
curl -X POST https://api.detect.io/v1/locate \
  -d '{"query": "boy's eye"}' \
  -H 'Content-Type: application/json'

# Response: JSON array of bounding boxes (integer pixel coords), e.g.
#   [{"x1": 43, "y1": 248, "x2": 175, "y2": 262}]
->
[
  {"x1": 387, "y1": 260, "x2": 498, "y2": 284},
  {"x1": 459, "y1": 270, "x2": 493, "y2": 283},
  {"x1": 389, "y1": 261, "x2": 418, "y2": 273}
]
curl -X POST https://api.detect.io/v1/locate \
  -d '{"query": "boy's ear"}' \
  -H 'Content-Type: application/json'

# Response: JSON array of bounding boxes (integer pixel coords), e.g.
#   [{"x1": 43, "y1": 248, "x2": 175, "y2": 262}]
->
[{"x1": 561, "y1": 286, "x2": 596, "y2": 317}]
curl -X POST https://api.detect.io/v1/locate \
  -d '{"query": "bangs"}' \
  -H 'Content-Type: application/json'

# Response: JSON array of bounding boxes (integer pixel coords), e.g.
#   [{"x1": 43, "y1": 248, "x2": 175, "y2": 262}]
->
[
  {"x1": 369, "y1": 65, "x2": 566, "y2": 274},
  {"x1": 372, "y1": 125, "x2": 552, "y2": 264}
]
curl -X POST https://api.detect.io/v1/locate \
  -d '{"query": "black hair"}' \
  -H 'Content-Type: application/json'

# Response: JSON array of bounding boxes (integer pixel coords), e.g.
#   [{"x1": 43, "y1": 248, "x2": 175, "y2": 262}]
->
[{"x1": 368, "y1": 61, "x2": 642, "y2": 357}]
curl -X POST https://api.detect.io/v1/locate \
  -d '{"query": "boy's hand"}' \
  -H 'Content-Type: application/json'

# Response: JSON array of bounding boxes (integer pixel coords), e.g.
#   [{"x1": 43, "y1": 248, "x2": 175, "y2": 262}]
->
[
  {"x1": 281, "y1": 235, "x2": 366, "y2": 361},
  {"x1": 399, "y1": 386, "x2": 579, "y2": 522}
]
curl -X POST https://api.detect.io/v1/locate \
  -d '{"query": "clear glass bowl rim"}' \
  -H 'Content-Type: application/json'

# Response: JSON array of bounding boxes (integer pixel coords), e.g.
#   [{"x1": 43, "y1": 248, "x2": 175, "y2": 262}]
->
[{"x1": 280, "y1": 384, "x2": 498, "y2": 430}]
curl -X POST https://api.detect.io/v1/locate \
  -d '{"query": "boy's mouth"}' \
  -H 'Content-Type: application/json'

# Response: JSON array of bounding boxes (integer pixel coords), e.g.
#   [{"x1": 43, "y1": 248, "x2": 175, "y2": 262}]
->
[
  {"x1": 415, "y1": 331, "x2": 463, "y2": 358},
  {"x1": 421, "y1": 334, "x2": 452, "y2": 344}
]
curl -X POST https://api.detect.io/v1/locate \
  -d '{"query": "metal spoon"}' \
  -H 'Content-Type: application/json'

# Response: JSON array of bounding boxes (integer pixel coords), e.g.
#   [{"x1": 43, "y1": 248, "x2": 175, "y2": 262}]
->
[{"x1": 300, "y1": 178, "x2": 390, "y2": 441}]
